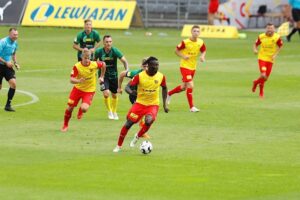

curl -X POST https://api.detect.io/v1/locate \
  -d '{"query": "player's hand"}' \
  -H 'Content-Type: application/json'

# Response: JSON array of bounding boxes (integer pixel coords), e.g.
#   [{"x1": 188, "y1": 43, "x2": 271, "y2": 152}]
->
[
  {"x1": 131, "y1": 90, "x2": 137, "y2": 96},
  {"x1": 90, "y1": 48, "x2": 95, "y2": 53},
  {"x1": 253, "y1": 49, "x2": 258, "y2": 54},
  {"x1": 6, "y1": 61, "x2": 14, "y2": 68},
  {"x1": 117, "y1": 88, "x2": 123, "y2": 94},
  {"x1": 78, "y1": 78, "x2": 86, "y2": 83},
  {"x1": 200, "y1": 56, "x2": 205, "y2": 62},
  {"x1": 272, "y1": 54, "x2": 277, "y2": 60},
  {"x1": 98, "y1": 77, "x2": 104, "y2": 83},
  {"x1": 14, "y1": 62, "x2": 20, "y2": 70},
  {"x1": 183, "y1": 55, "x2": 190, "y2": 60}
]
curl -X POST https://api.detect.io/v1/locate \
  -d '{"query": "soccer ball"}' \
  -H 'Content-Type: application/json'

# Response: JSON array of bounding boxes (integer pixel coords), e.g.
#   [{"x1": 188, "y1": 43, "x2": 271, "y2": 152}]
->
[{"x1": 140, "y1": 141, "x2": 153, "y2": 154}]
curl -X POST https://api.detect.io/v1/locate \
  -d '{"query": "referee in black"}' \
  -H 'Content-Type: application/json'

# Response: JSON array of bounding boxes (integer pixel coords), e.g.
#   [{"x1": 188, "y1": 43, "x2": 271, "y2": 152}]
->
[
  {"x1": 0, "y1": 28, "x2": 19, "y2": 112},
  {"x1": 287, "y1": 0, "x2": 300, "y2": 42}
]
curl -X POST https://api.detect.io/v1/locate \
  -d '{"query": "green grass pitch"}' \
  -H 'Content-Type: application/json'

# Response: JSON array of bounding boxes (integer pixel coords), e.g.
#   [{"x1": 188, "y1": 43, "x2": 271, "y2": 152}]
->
[{"x1": 0, "y1": 26, "x2": 299, "y2": 200}]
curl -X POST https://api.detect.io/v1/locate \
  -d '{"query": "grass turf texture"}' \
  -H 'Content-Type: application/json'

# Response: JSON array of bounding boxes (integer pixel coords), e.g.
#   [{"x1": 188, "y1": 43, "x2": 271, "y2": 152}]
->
[{"x1": 0, "y1": 26, "x2": 299, "y2": 200}]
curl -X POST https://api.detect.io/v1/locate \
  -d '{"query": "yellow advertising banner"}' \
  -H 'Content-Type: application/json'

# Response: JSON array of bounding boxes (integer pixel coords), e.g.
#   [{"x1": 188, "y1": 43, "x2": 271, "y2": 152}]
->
[
  {"x1": 181, "y1": 25, "x2": 239, "y2": 39},
  {"x1": 22, "y1": 0, "x2": 136, "y2": 29}
]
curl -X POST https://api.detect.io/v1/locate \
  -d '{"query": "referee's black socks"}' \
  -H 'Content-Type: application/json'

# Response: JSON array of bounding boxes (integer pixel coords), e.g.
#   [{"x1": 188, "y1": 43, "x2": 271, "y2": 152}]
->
[{"x1": 6, "y1": 87, "x2": 16, "y2": 107}]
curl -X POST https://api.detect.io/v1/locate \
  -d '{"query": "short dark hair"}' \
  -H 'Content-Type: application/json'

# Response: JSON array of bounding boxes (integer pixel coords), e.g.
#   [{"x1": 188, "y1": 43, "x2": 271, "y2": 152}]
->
[
  {"x1": 266, "y1": 22, "x2": 274, "y2": 27},
  {"x1": 103, "y1": 35, "x2": 112, "y2": 40},
  {"x1": 84, "y1": 19, "x2": 92, "y2": 24},
  {"x1": 192, "y1": 25, "x2": 200, "y2": 30},
  {"x1": 9, "y1": 27, "x2": 17, "y2": 32},
  {"x1": 143, "y1": 56, "x2": 159, "y2": 67}
]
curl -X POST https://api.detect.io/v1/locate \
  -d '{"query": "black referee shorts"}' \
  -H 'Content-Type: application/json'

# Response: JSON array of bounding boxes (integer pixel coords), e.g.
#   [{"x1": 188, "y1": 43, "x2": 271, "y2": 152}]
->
[
  {"x1": 292, "y1": 8, "x2": 300, "y2": 22},
  {"x1": 0, "y1": 64, "x2": 16, "y2": 83}
]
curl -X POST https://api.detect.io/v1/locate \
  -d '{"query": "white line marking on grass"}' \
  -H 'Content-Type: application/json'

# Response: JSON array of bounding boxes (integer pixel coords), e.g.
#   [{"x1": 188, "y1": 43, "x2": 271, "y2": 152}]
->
[
  {"x1": 19, "y1": 55, "x2": 299, "y2": 73},
  {"x1": 1, "y1": 88, "x2": 39, "y2": 107}
]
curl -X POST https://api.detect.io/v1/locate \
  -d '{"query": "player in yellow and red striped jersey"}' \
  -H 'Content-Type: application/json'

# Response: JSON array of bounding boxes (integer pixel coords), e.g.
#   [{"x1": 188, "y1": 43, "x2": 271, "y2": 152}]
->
[
  {"x1": 252, "y1": 23, "x2": 283, "y2": 98},
  {"x1": 61, "y1": 49, "x2": 106, "y2": 132},
  {"x1": 167, "y1": 25, "x2": 206, "y2": 112},
  {"x1": 113, "y1": 57, "x2": 169, "y2": 153}
]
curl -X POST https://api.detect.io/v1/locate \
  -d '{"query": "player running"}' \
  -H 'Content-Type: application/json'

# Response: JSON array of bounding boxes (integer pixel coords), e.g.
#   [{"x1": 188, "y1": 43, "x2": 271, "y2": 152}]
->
[
  {"x1": 113, "y1": 57, "x2": 169, "y2": 153},
  {"x1": 252, "y1": 23, "x2": 283, "y2": 98},
  {"x1": 167, "y1": 25, "x2": 206, "y2": 112},
  {"x1": 61, "y1": 49, "x2": 106, "y2": 132}
]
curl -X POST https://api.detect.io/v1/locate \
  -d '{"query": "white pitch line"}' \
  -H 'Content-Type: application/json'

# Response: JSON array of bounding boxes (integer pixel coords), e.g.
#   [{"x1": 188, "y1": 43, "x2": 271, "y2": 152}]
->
[
  {"x1": 1, "y1": 88, "x2": 39, "y2": 107},
  {"x1": 17, "y1": 54, "x2": 299, "y2": 73}
]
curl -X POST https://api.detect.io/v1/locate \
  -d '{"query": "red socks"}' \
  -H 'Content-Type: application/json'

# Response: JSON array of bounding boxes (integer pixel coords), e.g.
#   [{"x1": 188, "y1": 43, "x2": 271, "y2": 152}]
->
[
  {"x1": 118, "y1": 126, "x2": 129, "y2": 146},
  {"x1": 186, "y1": 88, "x2": 193, "y2": 108},
  {"x1": 64, "y1": 109, "x2": 72, "y2": 126},
  {"x1": 137, "y1": 124, "x2": 151, "y2": 138},
  {"x1": 168, "y1": 85, "x2": 182, "y2": 96}
]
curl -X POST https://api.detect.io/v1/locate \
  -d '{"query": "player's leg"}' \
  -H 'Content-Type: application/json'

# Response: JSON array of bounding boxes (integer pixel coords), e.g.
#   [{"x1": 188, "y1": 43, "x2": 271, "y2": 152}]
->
[
  {"x1": 102, "y1": 78, "x2": 113, "y2": 119},
  {"x1": 259, "y1": 63, "x2": 273, "y2": 98},
  {"x1": 61, "y1": 87, "x2": 80, "y2": 132},
  {"x1": 253, "y1": 60, "x2": 267, "y2": 93},
  {"x1": 167, "y1": 68, "x2": 190, "y2": 104},
  {"x1": 5, "y1": 75, "x2": 17, "y2": 112},
  {"x1": 186, "y1": 81, "x2": 199, "y2": 112},
  {"x1": 110, "y1": 78, "x2": 119, "y2": 120},
  {"x1": 113, "y1": 103, "x2": 143, "y2": 152},
  {"x1": 77, "y1": 92, "x2": 95, "y2": 119},
  {"x1": 130, "y1": 105, "x2": 159, "y2": 147},
  {"x1": 287, "y1": 9, "x2": 300, "y2": 41}
]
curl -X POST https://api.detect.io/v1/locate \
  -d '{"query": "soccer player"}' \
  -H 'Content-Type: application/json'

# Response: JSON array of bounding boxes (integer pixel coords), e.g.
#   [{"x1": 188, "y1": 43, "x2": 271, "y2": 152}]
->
[
  {"x1": 73, "y1": 19, "x2": 101, "y2": 61},
  {"x1": 117, "y1": 57, "x2": 148, "y2": 104},
  {"x1": 252, "y1": 23, "x2": 283, "y2": 98},
  {"x1": 208, "y1": 0, "x2": 219, "y2": 25},
  {"x1": 61, "y1": 49, "x2": 106, "y2": 132},
  {"x1": 94, "y1": 35, "x2": 129, "y2": 120},
  {"x1": 0, "y1": 28, "x2": 19, "y2": 112},
  {"x1": 113, "y1": 57, "x2": 169, "y2": 153},
  {"x1": 167, "y1": 25, "x2": 206, "y2": 112},
  {"x1": 286, "y1": 0, "x2": 300, "y2": 42}
]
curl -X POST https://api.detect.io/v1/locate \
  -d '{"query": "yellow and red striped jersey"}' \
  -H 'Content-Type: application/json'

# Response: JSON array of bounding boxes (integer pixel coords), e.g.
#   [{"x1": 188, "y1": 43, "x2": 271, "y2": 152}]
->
[
  {"x1": 71, "y1": 61, "x2": 104, "y2": 92},
  {"x1": 256, "y1": 33, "x2": 283, "y2": 63},
  {"x1": 130, "y1": 71, "x2": 166, "y2": 106},
  {"x1": 177, "y1": 38, "x2": 206, "y2": 70}
]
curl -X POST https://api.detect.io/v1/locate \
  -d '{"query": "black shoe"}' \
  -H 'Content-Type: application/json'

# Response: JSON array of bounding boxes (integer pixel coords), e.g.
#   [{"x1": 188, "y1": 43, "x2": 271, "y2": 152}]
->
[
  {"x1": 286, "y1": 35, "x2": 291, "y2": 42},
  {"x1": 5, "y1": 106, "x2": 15, "y2": 112}
]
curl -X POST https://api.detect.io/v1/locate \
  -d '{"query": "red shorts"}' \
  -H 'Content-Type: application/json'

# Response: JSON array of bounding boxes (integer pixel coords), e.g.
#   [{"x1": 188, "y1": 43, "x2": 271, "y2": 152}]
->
[
  {"x1": 258, "y1": 60, "x2": 273, "y2": 77},
  {"x1": 208, "y1": 1, "x2": 219, "y2": 14},
  {"x1": 180, "y1": 67, "x2": 196, "y2": 83},
  {"x1": 67, "y1": 87, "x2": 95, "y2": 107},
  {"x1": 127, "y1": 103, "x2": 159, "y2": 123}
]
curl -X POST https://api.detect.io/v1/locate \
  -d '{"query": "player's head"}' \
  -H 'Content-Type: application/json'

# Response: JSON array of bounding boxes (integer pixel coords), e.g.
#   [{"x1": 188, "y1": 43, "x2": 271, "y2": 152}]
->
[
  {"x1": 141, "y1": 57, "x2": 149, "y2": 69},
  {"x1": 144, "y1": 56, "x2": 159, "y2": 76},
  {"x1": 265, "y1": 23, "x2": 275, "y2": 36},
  {"x1": 191, "y1": 25, "x2": 200, "y2": 39},
  {"x1": 9, "y1": 28, "x2": 18, "y2": 41},
  {"x1": 84, "y1": 19, "x2": 92, "y2": 33},
  {"x1": 103, "y1": 35, "x2": 113, "y2": 50},
  {"x1": 81, "y1": 48, "x2": 91, "y2": 63}
]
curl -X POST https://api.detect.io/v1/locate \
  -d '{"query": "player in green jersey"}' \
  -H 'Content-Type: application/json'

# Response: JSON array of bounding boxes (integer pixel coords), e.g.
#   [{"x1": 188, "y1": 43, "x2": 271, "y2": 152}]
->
[
  {"x1": 73, "y1": 19, "x2": 101, "y2": 61},
  {"x1": 94, "y1": 35, "x2": 129, "y2": 120}
]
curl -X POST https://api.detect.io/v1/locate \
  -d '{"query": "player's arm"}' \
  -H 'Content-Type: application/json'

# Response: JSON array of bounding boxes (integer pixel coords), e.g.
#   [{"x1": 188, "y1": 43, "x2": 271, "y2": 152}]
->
[
  {"x1": 125, "y1": 75, "x2": 139, "y2": 96},
  {"x1": 12, "y1": 52, "x2": 20, "y2": 70},
  {"x1": 272, "y1": 38, "x2": 283, "y2": 60},
  {"x1": 73, "y1": 34, "x2": 83, "y2": 52},
  {"x1": 0, "y1": 42, "x2": 13, "y2": 68},
  {"x1": 118, "y1": 70, "x2": 129, "y2": 94},
  {"x1": 253, "y1": 37, "x2": 261, "y2": 54},
  {"x1": 120, "y1": 56, "x2": 129, "y2": 71},
  {"x1": 200, "y1": 43, "x2": 206, "y2": 62},
  {"x1": 161, "y1": 76, "x2": 169, "y2": 113},
  {"x1": 98, "y1": 61, "x2": 106, "y2": 83},
  {"x1": 70, "y1": 66, "x2": 85, "y2": 84},
  {"x1": 175, "y1": 41, "x2": 189, "y2": 60}
]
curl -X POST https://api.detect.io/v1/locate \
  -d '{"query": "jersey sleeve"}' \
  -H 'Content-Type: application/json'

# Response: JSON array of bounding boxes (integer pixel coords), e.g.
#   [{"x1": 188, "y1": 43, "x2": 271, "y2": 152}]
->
[
  {"x1": 97, "y1": 61, "x2": 104, "y2": 69},
  {"x1": 277, "y1": 38, "x2": 283, "y2": 47},
  {"x1": 0, "y1": 40, "x2": 5, "y2": 52},
  {"x1": 130, "y1": 74, "x2": 140, "y2": 86},
  {"x1": 160, "y1": 75, "x2": 166, "y2": 87},
  {"x1": 255, "y1": 37, "x2": 261, "y2": 46},
  {"x1": 114, "y1": 47, "x2": 124, "y2": 59},
  {"x1": 200, "y1": 43, "x2": 206, "y2": 53},
  {"x1": 94, "y1": 49, "x2": 101, "y2": 60},
  {"x1": 74, "y1": 33, "x2": 81, "y2": 44},
  {"x1": 176, "y1": 41, "x2": 185, "y2": 50},
  {"x1": 71, "y1": 66, "x2": 78, "y2": 78}
]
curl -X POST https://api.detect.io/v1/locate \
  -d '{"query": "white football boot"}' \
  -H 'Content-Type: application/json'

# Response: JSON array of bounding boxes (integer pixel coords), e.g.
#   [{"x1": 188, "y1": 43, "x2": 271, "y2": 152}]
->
[
  {"x1": 190, "y1": 107, "x2": 200, "y2": 112},
  {"x1": 130, "y1": 134, "x2": 139, "y2": 147},
  {"x1": 113, "y1": 145, "x2": 121, "y2": 153}
]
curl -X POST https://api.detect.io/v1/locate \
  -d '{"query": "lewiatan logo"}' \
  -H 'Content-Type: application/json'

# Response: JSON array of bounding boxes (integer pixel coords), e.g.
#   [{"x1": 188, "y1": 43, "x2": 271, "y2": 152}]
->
[{"x1": 30, "y1": 3, "x2": 128, "y2": 22}]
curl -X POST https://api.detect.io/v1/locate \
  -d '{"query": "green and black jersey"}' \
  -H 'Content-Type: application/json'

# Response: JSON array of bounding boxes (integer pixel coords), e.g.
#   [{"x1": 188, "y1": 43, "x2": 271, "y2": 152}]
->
[
  {"x1": 74, "y1": 30, "x2": 100, "y2": 60},
  {"x1": 95, "y1": 47, "x2": 123, "y2": 80}
]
